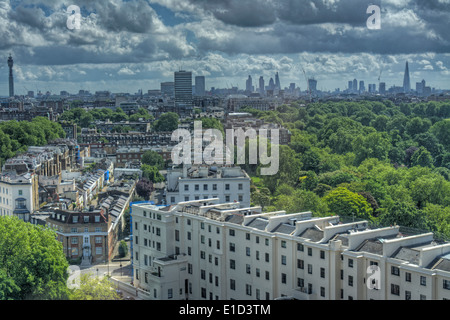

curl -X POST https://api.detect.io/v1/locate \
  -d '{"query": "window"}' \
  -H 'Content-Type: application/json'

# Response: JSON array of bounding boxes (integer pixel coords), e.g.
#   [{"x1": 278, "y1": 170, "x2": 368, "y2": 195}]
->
[
  {"x1": 201, "y1": 270, "x2": 206, "y2": 280},
  {"x1": 320, "y1": 250, "x2": 325, "y2": 259},
  {"x1": 72, "y1": 216, "x2": 78, "y2": 223},
  {"x1": 297, "y1": 259, "x2": 304, "y2": 269},
  {"x1": 320, "y1": 287, "x2": 325, "y2": 298},
  {"x1": 83, "y1": 216, "x2": 89, "y2": 223},
  {"x1": 281, "y1": 255, "x2": 286, "y2": 265},
  {"x1": 238, "y1": 183, "x2": 243, "y2": 190},
  {"x1": 246, "y1": 247, "x2": 250, "y2": 256},
  {"x1": 348, "y1": 258, "x2": 354, "y2": 268},
  {"x1": 420, "y1": 276, "x2": 427, "y2": 286},
  {"x1": 444, "y1": 280, "x2": 450, "y2": 290},
  {"x1": 238, "y1": 195, "x2": 243, "y2": 202},
  {"x1": 320, "y1": 268, "x2": 325, "y2": 278},
  {"x1": 246, "y1": 233, "x2": 251, "y2": 240},
  {"x1": 405, "y1": 272, "x2": 411, "y2": 282},
  {"x1": 225, "y1": 184, "x2": 230, "y2": 190},
  {"x1": 184, "y1": 185, "x2": 189, "y2": 191},
  {"x1": 256, "y1": 268, "x2": 260, "y2": 277},
  {"x1": 405, "y1": 291, "x2": 411, "y2": 300},
  {"x1": 18, "y1": 190, "x2": 23, "y2": 196},
  {"x1": 265, "y1": 253, "x2": 270, "y2": 262},
  {"x1": 184, "y1": 196, "x2": 189, "y2": 201},
  {"x1": 94, "y1": 215, "x2": 100, "y2": 222},
  {"x1": 281, "y1": 241, "x2": 286, "y2": 248},
  {"x1": 246, "y1": 264, "x2": 251, "y2": 274},
  {"x1": 246, "y1": 284, "x2": 252, "y2": 296},
  {"x1": 281, "y1": 273, "x2": 287, "y2": 284},
  {"x1": 213, "y1": 184, "x2": 217, "y2": 191},
  {"x1": 230, "y1": 259, "x2": 235, "y2": 269},
  {"x1": 168, "y1": 289, "x2": 173, "y2": 299},
  {"x1": 229, "y1": 229, "x2": 235, "y2": 236},
  {"x1": 187, "y1": 232, "x2": 191, "y2": 240},
  {"x1": 71, "y1": 237, "x2": 78, "y2": 244},
  {"x1": 307, "y1": 264, "x2": 313, "y2": 274},
  {"x1": 391, "y1": 284, "x2": 400, "y2": 296},
  {"x1": 175, "y1": 230, "x2": 180, "y2": 241},
  {"x1": 225, "y1": 195, "x2": 230, "y2": 202},
  {"x1": 297, "y1": 243, "x2": 304, "y2": 252},
  {"x1": 391, "y1": 266, "x2": 400, "y2": 276},
  {"x1": 265, "y1": 271, "x2": 270, "y2": 280},
  {"x1": 307, "y1": 247, "x2": 312, "y2": 256},
  {"x1": 229, "y1": 243, "x2": 235, "y2": 252},
  {"x1": 420, "y1": 294, "x2": 426, "y2": 300},
  {"x1": 298, "y1": 278, "x2": 304, "y2": 288},
  {"x1": 230, "y1": 279, "x2": 236, "y2": 290},
  {"x1": 348, "y1": 275, "x2": 353, "y2": 287},
  {"x1": 195, "y1": 185, "x2": 199, "y2": 191},
  {"x1": 203, "y1": 184, "x2": 208, "y2": 191}
]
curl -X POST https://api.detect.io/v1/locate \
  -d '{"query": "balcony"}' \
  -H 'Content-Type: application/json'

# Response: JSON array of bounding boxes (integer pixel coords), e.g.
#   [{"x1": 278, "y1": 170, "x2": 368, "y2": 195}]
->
[{"x1": 291, "y1": 287, "x2": 317, "y2": 300}]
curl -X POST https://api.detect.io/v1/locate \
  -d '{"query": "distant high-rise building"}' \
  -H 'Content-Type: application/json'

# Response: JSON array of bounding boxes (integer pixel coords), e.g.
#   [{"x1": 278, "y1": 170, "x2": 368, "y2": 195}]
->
[
  {"x1": 174, "y1": 70, "x2": 192, "y2": 110},
  {"x1": 403, "y1": 61, "x2": 411, "y2": 93},
  {"x1": 259, "y1": 76, "x2": 265, "y2": 96},
  {"x1": 195, "y1": 76, "x2": 206, "y2": 96},
  {"x1": 268, "y1": 78, "x2": 275, "y2": 91},
  {"x1": 275, "y1": 72, "x2": 281, "y2": 91},
  {"x1": 359, "y1": 81, "x2": 365, "y2": 93},
  {"x1": 353, "y1": 79, "x2": 358, "y2": 93},
  {"x1": 368, "y1": 84, "x2": 376, "y2": 93},
  {"x1": 308, "y1": 78, "x2": 317, "y2": 93},
  {"x1": 161, "y1": 82, "x2": 175, "y2": 97},
  {"x1": 8, "y1": 54, "x2": 14, "y2": 97},
  {"x1": 348, "y1": 81, "x2": 353, "y2": 92},
  {"x1": 246, "y1": 75, "x2": 253, "y2": 93},
  {"x1": 289, "y1": 83, "x2": 295, "y2": 93},
  {"x1": 379, "y1": 82, "x2": 386, "y2": 95}
]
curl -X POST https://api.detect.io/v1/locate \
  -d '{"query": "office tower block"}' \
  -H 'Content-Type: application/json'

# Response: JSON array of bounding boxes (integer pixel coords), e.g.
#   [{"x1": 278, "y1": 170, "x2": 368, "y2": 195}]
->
[
  {"x1": 259, "y1": 76, "x2": 265, "y2": 95},
  {"x1": 195, "y1": 76, "x2": 206, "y2": 96},
  {"x1": 275, "y1": 72, "x2": 281, "y2": 91},
  {"x1": 246, "y1": 75, "x2": 253, "y2": 93},
  {"x1": 8, "y1": 54, "x2": 14, "y2": 97},
  {"x1": 174, "y1": 70, "x2": 193, "y2": 110},
  {"x1": 403, "y1": 61, "x2": 411, "y2": 93}
]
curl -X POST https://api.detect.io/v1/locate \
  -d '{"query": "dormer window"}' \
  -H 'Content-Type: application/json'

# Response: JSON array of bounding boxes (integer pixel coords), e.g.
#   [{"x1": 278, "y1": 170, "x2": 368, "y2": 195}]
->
[
  {"x1": 84, "y1": 216, "x2": 89, "y2": 223},
  {"x1": 72, "y1": 216, "x2": 78, "y2": 223}
]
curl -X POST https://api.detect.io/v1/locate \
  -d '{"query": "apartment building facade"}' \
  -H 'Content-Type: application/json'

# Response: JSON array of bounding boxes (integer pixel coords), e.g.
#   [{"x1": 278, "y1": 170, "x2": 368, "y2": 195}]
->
[
  {"x1": 130, "y1": 200, "x2": 450, "y2": 300},
  {"x1": 165, "y1": 166, "x2": 251, "y2": 208}
]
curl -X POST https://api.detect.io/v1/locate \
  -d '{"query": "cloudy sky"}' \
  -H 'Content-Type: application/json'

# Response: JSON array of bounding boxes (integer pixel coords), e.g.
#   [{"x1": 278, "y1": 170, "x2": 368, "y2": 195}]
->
[{"x1": 0, "y1": 0, "x2": 449, "y2": 96}]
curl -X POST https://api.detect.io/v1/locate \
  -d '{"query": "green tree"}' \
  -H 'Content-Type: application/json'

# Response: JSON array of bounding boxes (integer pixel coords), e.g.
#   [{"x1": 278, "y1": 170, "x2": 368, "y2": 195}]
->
[
  {"x1": 141, "y1": 164, "x2": 165, "y2": 183},
  {"x1": 141, "y1": 150, "x2": 165, "y2": 170},
  {"x1": 378, "y1": 202, "x2": 428, "y2": 229},
  {"x1": 154, "y1": 112, "x2": 179, "y2": 132},
  {"x1": 323, "y1": 187, "x2": 373, "y2": 221},
  {"x1": 410, "y1": 146, "x2": 434, "y2": 168},
  {"x1": 251, "y1": 187, "x2": 271, "y2": 211},
  {"x1": 118, "y1": 240, "x2": 128, "y2": 258},
  {"x1": 70, "y1": 274, "x2": 121, "y2": 300},
  {"x1": 0, "y1": 216, "x2": 70, "y2": 300}
]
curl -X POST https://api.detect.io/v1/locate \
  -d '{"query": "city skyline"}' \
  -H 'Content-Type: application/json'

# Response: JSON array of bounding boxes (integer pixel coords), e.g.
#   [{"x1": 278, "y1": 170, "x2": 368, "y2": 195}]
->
[{"x1": 1, "y1": 0, "x2": 449, "y2": 96}]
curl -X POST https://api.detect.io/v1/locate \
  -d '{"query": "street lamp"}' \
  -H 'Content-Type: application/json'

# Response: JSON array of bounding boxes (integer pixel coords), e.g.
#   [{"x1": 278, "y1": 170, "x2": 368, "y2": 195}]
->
[{"x1": 120, "y1": 263, "x2": 123, "y2": 277}]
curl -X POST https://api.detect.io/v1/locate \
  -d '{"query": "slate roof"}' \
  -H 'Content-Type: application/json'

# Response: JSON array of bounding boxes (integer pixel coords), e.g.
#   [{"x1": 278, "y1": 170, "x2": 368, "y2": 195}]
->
[{"x1": 299, "y1": 227, "x2": 324, "y2": 242}]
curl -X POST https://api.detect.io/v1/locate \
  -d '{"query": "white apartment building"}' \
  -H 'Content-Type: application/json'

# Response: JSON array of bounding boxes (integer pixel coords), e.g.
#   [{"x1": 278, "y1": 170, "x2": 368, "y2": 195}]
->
[
  {"x1": 0, "y1": 172, "x2": 38, "y2": 221},
  {"x1": 131, "y1": 199, "x2": 450, "y2": 300},
  {"x1": 165, "y1": 166, "x2": 251, "y2": 208}
]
